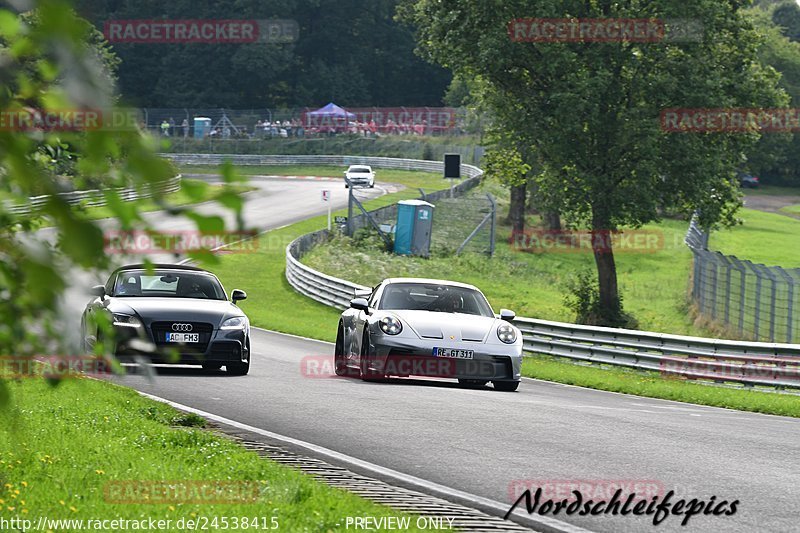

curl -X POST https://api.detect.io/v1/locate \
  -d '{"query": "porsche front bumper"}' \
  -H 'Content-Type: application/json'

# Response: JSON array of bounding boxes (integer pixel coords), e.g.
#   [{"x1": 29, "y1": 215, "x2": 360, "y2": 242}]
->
[{"x1": 367, "y1": 333, "x2": 522, "y2": 382}]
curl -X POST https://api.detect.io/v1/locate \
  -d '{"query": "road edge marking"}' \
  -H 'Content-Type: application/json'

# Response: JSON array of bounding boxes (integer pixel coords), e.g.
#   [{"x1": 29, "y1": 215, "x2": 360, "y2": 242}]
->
[{"x1": 136, "y1": 390, "x2": 592, "y2": 533}]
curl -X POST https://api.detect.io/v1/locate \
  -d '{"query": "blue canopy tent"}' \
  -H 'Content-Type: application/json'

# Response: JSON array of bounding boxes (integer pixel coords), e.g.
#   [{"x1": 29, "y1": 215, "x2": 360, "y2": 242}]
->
[{"x1": 304, "y1": 102, "x2": 355, "y2": 132}]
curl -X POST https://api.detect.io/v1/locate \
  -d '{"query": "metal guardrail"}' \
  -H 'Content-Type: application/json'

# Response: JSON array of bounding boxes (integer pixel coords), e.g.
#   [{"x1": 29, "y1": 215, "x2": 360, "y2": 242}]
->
[
  {"x1": 160, "y1": 153, "x2": 485, "y2": 179},
  {"x1": 515, "y1": 317, "x2": 800, "y2": 388},
  {"x1": 3, "y1": 176, "x2": 182, "y2": 216},
  {"x1": 279, "y1": 159, "x2": 800, "y2": 390},
  {"x1": 286, "y1": 228, "x2": 370, "y2": 310}
]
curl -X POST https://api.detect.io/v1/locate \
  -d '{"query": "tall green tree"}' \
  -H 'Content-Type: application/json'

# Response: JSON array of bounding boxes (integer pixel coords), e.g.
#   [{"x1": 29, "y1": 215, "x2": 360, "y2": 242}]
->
[
  {"x1": 73, "y1": 0, "x2": 452, "y2": 108},
  {"x1": 402, "y1": 0, "x2": 786, "y2": 325},
  {"x1": 0, "y1": 0, "x2": 245, "y2": 397}
]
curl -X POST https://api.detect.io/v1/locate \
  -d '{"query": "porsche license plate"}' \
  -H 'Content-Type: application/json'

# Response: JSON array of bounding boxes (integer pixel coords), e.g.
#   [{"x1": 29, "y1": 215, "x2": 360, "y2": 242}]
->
[
  {"x1": 166, "y1": 332, "x2": 199, "y2": 343},
  {"x1": 433, "y1": 347, "x2": 474, "y2": 359}
]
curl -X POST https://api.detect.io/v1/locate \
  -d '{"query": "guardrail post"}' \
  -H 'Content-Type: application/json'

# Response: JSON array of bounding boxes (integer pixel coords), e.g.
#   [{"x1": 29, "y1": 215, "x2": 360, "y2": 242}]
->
[
  {"x1": 737, "y1": 258, "x2": 746, "y2": 335},
  {"x1": 776, "y1": 267, "x2": 794, "y2": 344},
  {"x1": 723, "y1": 256, "x2": 732, "y2": 325},
  {"x1": 709, "y1": 256, "x2": 718, "y2": 320},
  {"x1": 754, "y1": 267, "x2": 762, "y2": 340}
]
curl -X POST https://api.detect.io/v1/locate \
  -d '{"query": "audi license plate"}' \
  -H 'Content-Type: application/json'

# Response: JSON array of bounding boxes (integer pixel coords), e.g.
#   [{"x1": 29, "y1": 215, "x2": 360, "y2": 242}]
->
[
  {"x1": 433, "y1": 347, "x2": 474, "y2": 359},
  {"x1": 166, "y1": 332, "x2": 199, "y2": 343}
]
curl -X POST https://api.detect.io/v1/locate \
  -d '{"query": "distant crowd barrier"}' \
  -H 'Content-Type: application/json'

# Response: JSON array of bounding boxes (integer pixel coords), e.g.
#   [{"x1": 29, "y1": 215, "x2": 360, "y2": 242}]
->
[{"x1": 3, "y1": 175, "x2": 181, "y2": 216}]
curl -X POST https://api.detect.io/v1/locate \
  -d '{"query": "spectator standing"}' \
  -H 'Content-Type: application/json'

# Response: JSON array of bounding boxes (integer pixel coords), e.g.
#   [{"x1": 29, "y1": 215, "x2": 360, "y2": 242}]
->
[
  {"x1": 181, "y1": 118, "x2": 189, "y2": 138},
  {"x1": 160, "y1": 120, "x2": 170, "y2": 136},
  {"x1": 168, "y1": 117, "x2": 176, "y2": 136}
]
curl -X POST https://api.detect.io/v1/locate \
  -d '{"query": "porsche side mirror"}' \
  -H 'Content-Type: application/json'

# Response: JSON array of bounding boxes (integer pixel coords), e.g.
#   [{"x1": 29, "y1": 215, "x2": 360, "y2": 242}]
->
[
  {"x1": 232, "y1": 289, "x2": 247, "y2": 303},
  {"x1": 90, "y1": 285, "x2": 106, "y2": 298},
  {"x1": 350, "y1": 298, "x2": 370, "y2": 314},
  {"x1": 499, "y1": 309, "x2": 516, "y2": 322}
]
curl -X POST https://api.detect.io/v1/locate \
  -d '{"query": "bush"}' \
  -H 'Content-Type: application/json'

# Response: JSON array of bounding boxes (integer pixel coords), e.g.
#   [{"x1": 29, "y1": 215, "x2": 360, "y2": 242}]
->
[{"x1": 563, "y1": 269, "x2": 638, "y2": 329}]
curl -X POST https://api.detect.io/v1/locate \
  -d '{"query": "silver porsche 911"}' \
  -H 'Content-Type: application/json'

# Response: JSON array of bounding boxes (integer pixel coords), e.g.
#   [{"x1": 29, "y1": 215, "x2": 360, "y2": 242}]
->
[{"x1": 334, "y1": 278, "x2": 523, "y2": 391}]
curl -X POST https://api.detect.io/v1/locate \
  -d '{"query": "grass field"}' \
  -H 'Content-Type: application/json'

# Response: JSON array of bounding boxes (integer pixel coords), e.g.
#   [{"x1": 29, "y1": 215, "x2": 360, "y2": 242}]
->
[
  {"x1": 710, "y1": 208, "x2": 800, "y2": 267},
  {"x1": 740, "y1": 185, "x2": 800, "y2": 196},
  {"x1": 779, "y1": 204, "x2": 800, "y2": 217},
  {"x1": 0, "y1": 378, "x2": 423, "y2": 530}
]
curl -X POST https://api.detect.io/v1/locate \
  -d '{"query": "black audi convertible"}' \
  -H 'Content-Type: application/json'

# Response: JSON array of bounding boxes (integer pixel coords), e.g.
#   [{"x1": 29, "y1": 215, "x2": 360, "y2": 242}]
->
[{"x1": 81, "y1": 264, "x2": 251, "y2": 375}]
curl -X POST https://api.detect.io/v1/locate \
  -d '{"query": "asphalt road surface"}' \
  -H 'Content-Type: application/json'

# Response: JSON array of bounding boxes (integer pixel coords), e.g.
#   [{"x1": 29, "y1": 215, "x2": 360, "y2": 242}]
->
[
  {"x1": 116, "y1": 328, "x2": 800, "y2": 533},
  {"x1": 61, "y1": 176, "x2": 800, "y2": 532}
]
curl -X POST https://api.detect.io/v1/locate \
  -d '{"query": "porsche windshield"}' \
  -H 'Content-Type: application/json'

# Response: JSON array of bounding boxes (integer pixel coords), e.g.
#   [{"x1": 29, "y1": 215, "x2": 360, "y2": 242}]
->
[
  {"x1": 112, "y1": 270, "x2": 226, "y2": 300},
  {"x1": 379, "y1": 283, "x2": 494, "y2": 317}
]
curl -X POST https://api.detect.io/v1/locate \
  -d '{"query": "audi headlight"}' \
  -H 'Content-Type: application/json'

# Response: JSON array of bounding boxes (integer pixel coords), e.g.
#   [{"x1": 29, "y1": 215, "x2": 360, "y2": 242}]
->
[
  {"x1": 220, "y1": 316, "x2": 248, "y2": 330},
  {"x1": 497, "y1": 324, "x2": 517, "y2": 344},
  {"x1": 379, "y1": 316, "x2": 402, "y2": 335},
  {"x1": 112, "y1": 313, "x2": 142, "y2": 328}
]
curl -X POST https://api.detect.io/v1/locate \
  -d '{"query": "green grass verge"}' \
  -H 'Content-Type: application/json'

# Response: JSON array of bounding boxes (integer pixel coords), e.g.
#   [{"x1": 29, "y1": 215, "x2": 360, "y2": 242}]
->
[
  {"x1": 779, "y1": 203, "x2": 800, "y2": 217},
  {"x1": 740, "y1": 185, "x2": 800, "y2": 196},
  {"x1": 710, "y1": 208, "x2": 800, "y2": 267},
  {"x1": 522, "y1": 355, "x2": 800, "y2": 418},
  {"x1": 0, "y1": 378, "x2": 425, "y2": 530}
]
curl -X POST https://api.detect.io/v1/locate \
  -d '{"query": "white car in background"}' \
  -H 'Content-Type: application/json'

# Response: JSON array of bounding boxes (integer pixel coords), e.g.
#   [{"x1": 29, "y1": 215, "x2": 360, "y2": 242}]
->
[{"x1": 344, "y1": 165, "x2": 375, "y2": 188}]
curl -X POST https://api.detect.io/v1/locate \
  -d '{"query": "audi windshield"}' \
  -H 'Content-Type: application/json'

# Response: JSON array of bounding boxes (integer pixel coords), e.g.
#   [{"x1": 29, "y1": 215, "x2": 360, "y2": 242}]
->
[{"x1": 111, "y1": 270, "x2": 227, "y2": 300}]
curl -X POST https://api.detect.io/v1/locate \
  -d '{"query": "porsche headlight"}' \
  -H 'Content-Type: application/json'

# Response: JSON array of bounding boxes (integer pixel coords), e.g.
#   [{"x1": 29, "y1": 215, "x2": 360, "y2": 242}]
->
[
  {"x1": 379, "y1": 316, "x2": 402, "y2": 335},
  {"x1": 112, "y1": 313, "x2": 142, "y2": 329},
  {"x1": 220, "y1": 316, "x2": 248, "y2": 330},
  {"x1": 497, "y1": 324, "x2": 517, "y2": 344}
]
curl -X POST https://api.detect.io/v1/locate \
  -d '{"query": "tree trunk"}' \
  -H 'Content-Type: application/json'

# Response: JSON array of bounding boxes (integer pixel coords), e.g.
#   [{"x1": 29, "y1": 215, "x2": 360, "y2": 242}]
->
[
  {"x1": 506, "y1": 182, "x2": 527, "y2": 234},
  {"x1": 591, "y1": 211, "x2": 622, "y2": 326},
  {"x1": 543, "y1": 211, "x2": 561, "y2": 231}
]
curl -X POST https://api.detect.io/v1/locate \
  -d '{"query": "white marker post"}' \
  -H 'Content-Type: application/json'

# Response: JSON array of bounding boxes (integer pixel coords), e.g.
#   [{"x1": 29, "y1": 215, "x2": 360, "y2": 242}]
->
[{"x1": 321, "y1": 189, "x2": 331, "y2": 230}]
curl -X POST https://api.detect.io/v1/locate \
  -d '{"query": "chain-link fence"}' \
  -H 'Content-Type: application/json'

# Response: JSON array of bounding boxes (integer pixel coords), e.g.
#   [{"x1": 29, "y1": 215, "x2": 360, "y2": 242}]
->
[
  {"x1": 344, "y1": 175, "x2": 496, "y2": 256},
  {"x1": 139, "y1": 108, "x2": 486, "y2": 164},
  {"x1": 686, "y1": 217, "x2": 800, "y2": 343}
]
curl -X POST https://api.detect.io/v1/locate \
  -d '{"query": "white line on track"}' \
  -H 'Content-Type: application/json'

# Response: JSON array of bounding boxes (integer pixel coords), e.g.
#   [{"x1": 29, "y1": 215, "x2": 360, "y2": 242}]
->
[{"x1": 136, "y1": 390, "x2": 593, "y2": 533}]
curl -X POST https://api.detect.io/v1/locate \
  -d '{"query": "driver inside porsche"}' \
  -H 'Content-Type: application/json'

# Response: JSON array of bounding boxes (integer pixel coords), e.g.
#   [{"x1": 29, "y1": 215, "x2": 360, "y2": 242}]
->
[{"x1": 431, "y1": 291, "x2": 464, "y2": 313}]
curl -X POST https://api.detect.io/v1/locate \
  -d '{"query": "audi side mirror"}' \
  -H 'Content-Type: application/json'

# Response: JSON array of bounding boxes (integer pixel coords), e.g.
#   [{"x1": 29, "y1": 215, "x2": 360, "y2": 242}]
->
[
  {"x1": 90, "y1": 285, "x2": 106, "y2": 298},
  {"x1": 232, "y1": 289, "x2": 247, "y2": 303},
  {"x1": 350, "y1": 298, "x2": 370, "y2": 314},
  {"x1": 499, "y1": 309, "x2": 516, "y2": 322}
]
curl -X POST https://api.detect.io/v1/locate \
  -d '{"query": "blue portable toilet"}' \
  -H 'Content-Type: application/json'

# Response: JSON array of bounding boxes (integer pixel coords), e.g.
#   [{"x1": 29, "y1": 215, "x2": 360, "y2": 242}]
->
[
  {"x1": 394, "y1": 200, "x2": 434, "y2": 257},
  {"x1": 193, "y1": 117, "x2": 212, "y2": 138}
]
